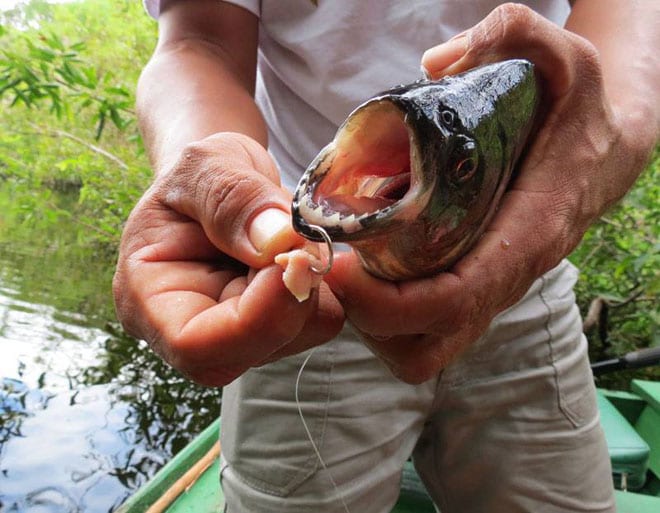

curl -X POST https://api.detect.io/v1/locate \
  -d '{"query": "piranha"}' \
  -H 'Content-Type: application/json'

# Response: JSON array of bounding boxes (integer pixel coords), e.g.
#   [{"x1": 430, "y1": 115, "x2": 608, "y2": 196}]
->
[{"x1": 291, "y1": 59, "x2": 540, "y2": 280}]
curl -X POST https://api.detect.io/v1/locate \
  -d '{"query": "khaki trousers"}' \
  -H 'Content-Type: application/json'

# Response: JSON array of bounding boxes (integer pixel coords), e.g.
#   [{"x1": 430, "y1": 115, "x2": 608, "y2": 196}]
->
[{"x1": 220, "y1": 260, "x2": 615, "y2": 513}]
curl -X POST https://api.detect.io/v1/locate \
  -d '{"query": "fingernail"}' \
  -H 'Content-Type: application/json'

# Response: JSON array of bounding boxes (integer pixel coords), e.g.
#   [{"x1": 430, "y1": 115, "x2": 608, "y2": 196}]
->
[
  {"x1": 248, "y1": 208, "x2": 291, "y2": 253},
  {"x1": 421, "y1": 34, "x2": 468, "y2": 77}
]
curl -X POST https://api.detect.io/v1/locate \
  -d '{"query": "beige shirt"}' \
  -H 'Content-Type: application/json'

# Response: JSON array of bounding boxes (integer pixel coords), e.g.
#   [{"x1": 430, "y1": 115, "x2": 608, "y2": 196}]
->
[{"x1": 145, "y1": 0, "x2": 570, "y2": 190}]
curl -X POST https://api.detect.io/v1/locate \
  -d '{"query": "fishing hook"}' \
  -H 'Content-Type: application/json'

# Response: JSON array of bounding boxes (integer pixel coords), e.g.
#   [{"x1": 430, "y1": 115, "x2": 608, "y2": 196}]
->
[{"x1": 306, "y1": 224, "x2": 334, "y2": 275}]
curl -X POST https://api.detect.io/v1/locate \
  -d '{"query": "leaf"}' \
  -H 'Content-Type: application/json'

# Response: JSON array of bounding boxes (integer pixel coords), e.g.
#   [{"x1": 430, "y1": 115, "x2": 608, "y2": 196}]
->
[
  {"x1": 95, "y1": 109, "x2": 106, "y2": 140},
  {"x1": 0, "y1": 78, "x2": 22, "y2": 96},
  {"x1": 29, "y1": 46, "x2": 57, "y2": 62},
  {"x1": 12, "y1": 88, "x2": 32, "y2": 107},
  {"x1": 109, "y1": 107, "x2": 126, "y2": 129},
  {"x1": 81, "y1": 66, "x2": 98, "y2": 88},
  {"x1": 647, "y1": 274, "x2": 660, "y2": 295},
  {"x1": 106, "y1": 86, "x2": 129, "y2": 97},
  {"x1": 44, "y1": 31, "x2": 65, "y2": 51}
]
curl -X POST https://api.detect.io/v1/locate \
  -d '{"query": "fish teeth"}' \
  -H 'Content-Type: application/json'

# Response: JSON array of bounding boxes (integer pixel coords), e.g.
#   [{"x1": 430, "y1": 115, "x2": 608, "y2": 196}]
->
[
  {"x1": 340, "y1": 214, "x2": 360, "y2": 233},
  {"x1": 325, "y1": 212, "x2": 342, "y2": 226},
  {"x1": 312, "y1": 204, "x2": 325, "y2": 221},
  {"x1": 298, "y1": 200, "x2": 315, "y2": 220},
  {"x1": 297, "y1": 197, "x2": 393, "y2": 235}
]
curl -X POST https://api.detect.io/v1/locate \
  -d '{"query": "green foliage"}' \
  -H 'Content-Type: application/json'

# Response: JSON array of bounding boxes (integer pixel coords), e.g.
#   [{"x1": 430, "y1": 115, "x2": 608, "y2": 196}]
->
[
  {"x1": 0, "y1": 0, "x2": 657, "y2": 392},
  {"x1": 0, "y1": 30, "x2": 134, "y2": 138},
  {"x1": 570, "y1": 149, "x2": 659, "y2": 388},
  {"x1": 0, "y1": 0, "x2": 155, "y2": 245}
]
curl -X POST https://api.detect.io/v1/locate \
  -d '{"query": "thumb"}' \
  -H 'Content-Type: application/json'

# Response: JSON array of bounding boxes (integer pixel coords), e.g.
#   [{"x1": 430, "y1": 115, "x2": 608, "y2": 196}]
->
[
  {"x1": 155, "y1": 132, "x2": 303, "y2": 268},
  {"x1": 420, "y1": 3, "x2": 599, "y2": 102},
  {"x1": 421, "y1": 32, "x2": 469, "y2": 78}
]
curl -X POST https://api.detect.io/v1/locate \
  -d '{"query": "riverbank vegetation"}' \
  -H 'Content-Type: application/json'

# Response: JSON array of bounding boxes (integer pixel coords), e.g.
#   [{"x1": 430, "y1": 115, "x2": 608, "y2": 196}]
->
[
  {"x1": 1, "y1": 0, "x2": 658, "y2": 387},
  {"x1": 1, "y1": 0, "x2": 153, "y2": 250}
]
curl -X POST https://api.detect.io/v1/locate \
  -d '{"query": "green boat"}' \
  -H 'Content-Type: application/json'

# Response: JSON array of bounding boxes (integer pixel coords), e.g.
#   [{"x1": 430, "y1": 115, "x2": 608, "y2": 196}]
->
[{"x1": 117, "y1": 375, "x2": 660, "y2": 513}]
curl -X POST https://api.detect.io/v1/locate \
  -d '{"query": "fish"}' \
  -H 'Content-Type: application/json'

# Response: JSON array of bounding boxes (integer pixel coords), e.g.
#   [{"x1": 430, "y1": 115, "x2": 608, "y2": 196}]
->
[{"x1": 290, "y1": 59, "x2": 540, "y2": 280}]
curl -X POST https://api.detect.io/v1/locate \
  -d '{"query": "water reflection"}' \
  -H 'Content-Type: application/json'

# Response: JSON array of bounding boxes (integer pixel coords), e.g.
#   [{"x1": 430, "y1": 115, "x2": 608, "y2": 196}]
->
[{"x1": 0, "y1": 202, "x2": 221, "y2": 512}]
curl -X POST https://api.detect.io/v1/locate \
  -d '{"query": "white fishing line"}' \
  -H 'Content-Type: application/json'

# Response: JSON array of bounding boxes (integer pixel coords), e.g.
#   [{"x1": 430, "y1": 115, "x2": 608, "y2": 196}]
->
[{"x1": 295, "y1": 348, "x2": 352, "y2": 513}]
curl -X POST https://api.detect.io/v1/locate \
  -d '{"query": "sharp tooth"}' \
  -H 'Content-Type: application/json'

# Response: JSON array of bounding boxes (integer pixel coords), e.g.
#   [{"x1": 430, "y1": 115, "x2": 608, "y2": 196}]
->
[
  {"x1": 312, "y1": 204, "x2": 325, "y2": 220},
  {"x1": 299, "y1": 201, "x2": 315, "y2": 219},
  {"x1": 340, "y1": 214, "x2": 359, "y2": 232},
  {"x1": 326, "y1": 212, "x2": 341, "y2": 225}
]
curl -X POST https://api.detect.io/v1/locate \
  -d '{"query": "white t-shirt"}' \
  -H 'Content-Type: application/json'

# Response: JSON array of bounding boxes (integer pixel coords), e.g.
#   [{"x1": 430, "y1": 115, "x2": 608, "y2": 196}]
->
[{"x1": 145, "y1": 0, "x2": 570, "y2": 190}]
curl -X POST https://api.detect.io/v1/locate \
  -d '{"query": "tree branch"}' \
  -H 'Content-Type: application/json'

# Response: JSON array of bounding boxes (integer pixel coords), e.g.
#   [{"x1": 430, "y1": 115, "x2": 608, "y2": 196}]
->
[{"x1": 25, "y1": 123, "x2": 129, "y2": 170}]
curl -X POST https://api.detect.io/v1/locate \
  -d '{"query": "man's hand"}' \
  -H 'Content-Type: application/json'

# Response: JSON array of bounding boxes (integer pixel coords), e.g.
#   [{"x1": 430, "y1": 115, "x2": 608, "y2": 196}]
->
[
  {"x1": 325, "y1": 3, "x2": 657, "y2": 384},
  {"x1": 113, "y1": 133, "x2": 344, "y2": 386}
]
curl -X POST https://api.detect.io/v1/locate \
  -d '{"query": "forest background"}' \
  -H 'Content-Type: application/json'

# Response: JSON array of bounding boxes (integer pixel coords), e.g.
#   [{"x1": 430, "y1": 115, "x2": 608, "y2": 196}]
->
[{"x1": 1, "y1": 0, "x2": 658, "y2": 388}]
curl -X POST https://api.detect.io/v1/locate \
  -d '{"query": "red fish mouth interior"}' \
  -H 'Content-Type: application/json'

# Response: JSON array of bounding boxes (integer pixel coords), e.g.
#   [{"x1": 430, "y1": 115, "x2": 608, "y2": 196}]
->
[{"x1": 313, "y1": 102, "x2": 412, "y2": 216}]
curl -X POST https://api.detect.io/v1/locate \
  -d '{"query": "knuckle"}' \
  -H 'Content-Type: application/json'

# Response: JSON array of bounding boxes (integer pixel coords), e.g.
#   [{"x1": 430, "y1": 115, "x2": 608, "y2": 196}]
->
[
  {"x1": 468, "y1": 3, "x2": 538, "y2": 56},
  {"x1": 168, "y1": 139, "x2": 226, "y2": 185},
  {"x1": 169, "y1": 328, "x2": 283, "y2": 387},
  {"x1": 157, "y1": 139, "x2": 276, "y2": 243},
  {"x1": 112, "y1": 259, "x2": 151, "y2": 342},
  {"x1": 491, "y1": 3, "x2": 535, "y2": 37},
  {"x1": 426, "y1": 287, "x2": 474, "y2": 334},
  {"x1": 495, "y1": 2, "x2": 534, "y2": 27},
  {"x1": 569, "y1": 32, "x2": 600, "y2": 67},
  {"x1": 206, "y1": 173, "x2": 266, "y2": 229},
  {"x1": 160, "y1": 136, "x2": 252, "y2": 204},
  {"x1": 111, "y1": 275, "x2": 135, "y2": 335},
  {"x1": 181, "y1": 138, "x2": 216, "y2": 163},
  {"x1": 182, "y1": 364, "x2": 242, "y2": 388},
  {"x1": 569, "y1": 35, "x2": 603, "y2": 86},
  {"x1": 165, "y1": 334, "x2": 242, "y2": 387},
  {"x1": 551, "y1": 32, "x2": 603, "y2": 96}
]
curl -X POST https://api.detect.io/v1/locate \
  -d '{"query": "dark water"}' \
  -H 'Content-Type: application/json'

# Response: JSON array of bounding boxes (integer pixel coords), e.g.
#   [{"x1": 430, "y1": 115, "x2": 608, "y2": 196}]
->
[{"x1": 0, "y1": 192, "x2": 221, "y2": 512}]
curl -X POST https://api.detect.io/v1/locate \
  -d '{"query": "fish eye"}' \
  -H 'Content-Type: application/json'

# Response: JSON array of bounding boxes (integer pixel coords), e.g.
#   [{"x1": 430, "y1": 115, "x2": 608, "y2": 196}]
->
[
  {"x1": 441, "y1": 110, "x2": 455, "y2": 127},
  {"x1": 455, "y1": 158, "x2": 477, "y2": 182}
]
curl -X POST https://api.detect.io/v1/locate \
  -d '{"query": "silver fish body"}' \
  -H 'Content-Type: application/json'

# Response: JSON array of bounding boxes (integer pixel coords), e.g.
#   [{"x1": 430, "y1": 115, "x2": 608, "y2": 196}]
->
[{"x1": 292, "y1": 59, "x2": 540, "y2": 280}]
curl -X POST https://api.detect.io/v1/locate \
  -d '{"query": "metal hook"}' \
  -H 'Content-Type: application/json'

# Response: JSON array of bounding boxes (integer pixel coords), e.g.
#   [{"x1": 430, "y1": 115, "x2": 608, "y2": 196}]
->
[{"x1": 307, "y1": 224, "x2": 334, "y2": 275}]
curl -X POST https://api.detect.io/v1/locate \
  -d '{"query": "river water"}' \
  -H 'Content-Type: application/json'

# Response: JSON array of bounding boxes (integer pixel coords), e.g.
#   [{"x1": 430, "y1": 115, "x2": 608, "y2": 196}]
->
[{"x1": 0, "y1": 189, "x2": 221, "y2": 512}]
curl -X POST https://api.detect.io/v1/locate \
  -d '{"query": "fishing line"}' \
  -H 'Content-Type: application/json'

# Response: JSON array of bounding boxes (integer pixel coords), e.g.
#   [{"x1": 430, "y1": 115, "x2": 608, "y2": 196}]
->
[
  {"x1": 293, "y1": 223, "x2": 350, "y2": 511},
  {"x1": 295, "y1": 348, "x2": 352, "y2": 513},
  {"x1": 306, "y1": 224, "x2": 334, "y2": 275}
]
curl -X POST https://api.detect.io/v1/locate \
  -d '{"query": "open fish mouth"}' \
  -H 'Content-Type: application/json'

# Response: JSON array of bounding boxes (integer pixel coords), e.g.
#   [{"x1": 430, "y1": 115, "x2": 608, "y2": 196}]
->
[
  {"x1": 293, "y1": 100, "x2": 430, "y2": 241},
  {"x1": 291, "y1": 59, "x2": 539, "y2": 279}
]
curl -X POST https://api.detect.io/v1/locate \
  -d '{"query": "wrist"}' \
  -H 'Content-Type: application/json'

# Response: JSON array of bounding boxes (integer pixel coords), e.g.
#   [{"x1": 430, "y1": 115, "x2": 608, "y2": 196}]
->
[{"x1": 612, "y1": 99, "x2": 659, "y2": 173}]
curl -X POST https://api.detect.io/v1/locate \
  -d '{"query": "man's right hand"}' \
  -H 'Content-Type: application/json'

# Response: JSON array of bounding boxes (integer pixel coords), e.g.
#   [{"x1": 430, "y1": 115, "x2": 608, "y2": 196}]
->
[{"x1": 113, "y1": 132, "x2": 345, "y2": 386}]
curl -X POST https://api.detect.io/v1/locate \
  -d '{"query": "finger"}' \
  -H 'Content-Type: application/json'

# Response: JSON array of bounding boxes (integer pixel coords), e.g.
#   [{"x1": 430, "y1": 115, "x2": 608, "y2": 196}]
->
[
  {"x1": 128, "y1": 259, "x2": 318, "y2": 386},
  {"x1": 325, "y1": 252, "x2": 474, "y2": 338},
  {"x1": 114, "y1": 207, "x2": 239, "y2": 335},
  {"x1": 452, "y1": 188, "x2": 575, "y2": 315},
  {"x1": 154, "y1": 132, "x2": 306, "y2": 268},
  {"x1": 328, "y1": 190, "x2": 577, "y2": 342},
  {"x1": 421, "y1": 3, "x2": 601, "y2": 101},
  {"x1": 358, "y1": 332, "x2": 465, "y2": 385},
  {"x1": 114, "y1": 201, "x2": 339, "y2": 385},
  {"x1": 255, "y1": 282, "x2": 345, "y2": 364}
]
